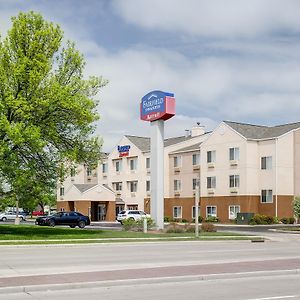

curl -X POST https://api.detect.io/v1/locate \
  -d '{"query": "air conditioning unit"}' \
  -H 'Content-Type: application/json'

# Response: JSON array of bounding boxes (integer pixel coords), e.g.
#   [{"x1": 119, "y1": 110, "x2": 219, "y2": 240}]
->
[
  {"x1": 207, "y1": 162, "x2": 215, "y2": 168},
  {"x1": 230, "y1": 160, "x2": 238, "y2": 166},
  {"x1": 207, "y1": 188, "x2": 215, "y2": 194}
]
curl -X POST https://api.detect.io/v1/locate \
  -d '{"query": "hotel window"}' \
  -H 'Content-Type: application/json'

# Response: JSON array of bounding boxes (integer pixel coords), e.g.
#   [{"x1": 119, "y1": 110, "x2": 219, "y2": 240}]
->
[
  {"x1": 146, "y1": 180, "x2": 150, "y2": 192},
  {"x1": 113, "y1": 182, "x2": 122, "y2": 191},
  {"x1": 229, "y1": 205, "x2": 240, "y2": 219},
  {"x1": 146, "y1": 157, "x2": 150, "y2": 169},
  {"x1": 102, "y1": 163, "x2": 108, "y2": 173},
  {"x1": 261, "y1": 189, "x2": 273, "y2": 203},
  {"x1": 207, "y1": 176, "x2": 216, "y2": 189},
  {"x1": 229, "y1": 175, "x2": 240, "y2": 188},
  {"x1": 86, "y1": 167, "x2": 92, "y2": 176},
  {"x1": 261, "y1": 156, "x2": 272, "y2": 170},
  {"x1": 192, "y1": 206, "x2": 201, "y2": 219},
  {"x1": 115, "y1": 160, "x2": 122, "y2": 172},
  {"x1": 173, "y1": 206, "x2": 182, "y2": 218},
  {"x1": 206, "y1": 206, "x2": 217, "y2": 218},
  {"x1": 192, "y1": 153, "x2": 200, "y2": 165},
  {"x1": 70, "y1": 167, "x2": 76, "y2": 177},
  {"x1": 207, "y1": 150, "x2": 216, "y2": 163},
  {"x1": 229, "y1": 147, "x2": 240, "y2": 161},
  {"x1": 174, "y1": 156, "x2": 182, "y2": 167},
  {"x1": 130, "y1": 181, "x2": 138, "y2": 193},
  {"x1": 174, "y1": 180, "x2": 181, "y2": 191},
  {"x1": 129, "y1": 158, "x2": 138, "y2": 171},
  {"x1": 192, "y1": 178, "x2": 199, "y2": 190},
  {"x1": 59, "y1": 186, "x2": 64, "y2": 196}
]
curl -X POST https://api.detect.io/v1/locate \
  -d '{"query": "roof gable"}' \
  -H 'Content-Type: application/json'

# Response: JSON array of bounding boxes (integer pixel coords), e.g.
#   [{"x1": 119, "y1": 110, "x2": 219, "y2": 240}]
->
[{"x1": 224, "y1": 120, "x2": 300, "y2": 140}]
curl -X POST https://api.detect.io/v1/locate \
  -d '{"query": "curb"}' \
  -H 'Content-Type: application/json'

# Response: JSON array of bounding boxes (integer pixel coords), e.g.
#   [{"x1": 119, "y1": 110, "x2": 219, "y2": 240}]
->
[{"x1": 0, "y1": 269, "x2": 299, "y2": 295}]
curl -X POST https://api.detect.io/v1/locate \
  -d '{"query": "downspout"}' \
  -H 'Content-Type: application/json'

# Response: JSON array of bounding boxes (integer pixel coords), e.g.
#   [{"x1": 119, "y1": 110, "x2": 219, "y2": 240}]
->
[{"x1": 275, "y1": 138, "x2": 278, "y2": 218}]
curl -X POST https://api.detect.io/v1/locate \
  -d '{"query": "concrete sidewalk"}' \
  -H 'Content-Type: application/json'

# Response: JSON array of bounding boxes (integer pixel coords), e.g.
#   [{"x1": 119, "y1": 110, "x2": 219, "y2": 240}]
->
[{"x1": 1, "y1": 258, "x2": 300, "y2": 294}]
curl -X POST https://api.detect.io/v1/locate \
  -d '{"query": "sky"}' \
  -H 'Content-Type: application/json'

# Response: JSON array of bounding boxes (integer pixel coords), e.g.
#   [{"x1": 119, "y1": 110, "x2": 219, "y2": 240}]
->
[{"x1": 1, "y1": 0, "x2": 300, "y2": 152}]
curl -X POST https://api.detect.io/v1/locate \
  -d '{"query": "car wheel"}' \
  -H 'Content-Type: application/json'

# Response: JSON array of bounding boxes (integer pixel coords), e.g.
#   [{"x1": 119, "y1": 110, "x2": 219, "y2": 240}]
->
[
  {"x1": 69, "y1": 225, "x2": 76, "y2": 228},
  {"x1": 48, "y1": 220, "x2": 55, "y2": 227},
  {"x1": 78, "y1": 221, "x2": 86, "y2": 228},
  {"x1": 1, "y1": 217, "x2": 7, "y2": 222}
]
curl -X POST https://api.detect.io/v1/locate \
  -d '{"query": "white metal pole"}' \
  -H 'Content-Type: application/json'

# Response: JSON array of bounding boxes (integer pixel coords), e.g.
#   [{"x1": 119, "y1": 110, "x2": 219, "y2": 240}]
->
[
  {"x1": 150, "y1": 120, "x2": 164, "y2": 230},
  {"x1": 195, "y1": 181, "x2": 199, "y2": 238}
]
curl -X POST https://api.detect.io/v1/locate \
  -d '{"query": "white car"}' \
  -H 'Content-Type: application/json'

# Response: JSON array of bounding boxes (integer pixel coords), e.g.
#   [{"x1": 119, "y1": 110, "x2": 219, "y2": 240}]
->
[
  {"x1": 0, "y1": 212, "x2": 26, "y2": 222},
  {"x1": 117, "y1": 210, "x2": 150, "y2": 223}
]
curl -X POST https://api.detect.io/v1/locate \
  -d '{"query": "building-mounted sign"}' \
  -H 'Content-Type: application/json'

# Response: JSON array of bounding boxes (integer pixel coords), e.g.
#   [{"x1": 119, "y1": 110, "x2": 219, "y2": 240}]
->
[
  {"x1": 118, "y1": 145, "x2": 131, "y2": 157},
  {"x1": 140, "y1": 90, "x2": 175, "y2": 122}
]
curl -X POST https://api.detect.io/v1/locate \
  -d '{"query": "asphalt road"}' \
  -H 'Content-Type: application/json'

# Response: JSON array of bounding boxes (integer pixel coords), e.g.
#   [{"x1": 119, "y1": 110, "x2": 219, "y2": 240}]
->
[{"x1": 0, "y1": 222, "x2": 299, "y2": 299}]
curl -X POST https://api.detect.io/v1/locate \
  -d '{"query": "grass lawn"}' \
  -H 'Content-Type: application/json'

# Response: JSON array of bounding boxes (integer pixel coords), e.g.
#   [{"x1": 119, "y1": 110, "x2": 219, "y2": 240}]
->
[{"x1": 0, "y1": 225, "x2": 254, "y2": 244}]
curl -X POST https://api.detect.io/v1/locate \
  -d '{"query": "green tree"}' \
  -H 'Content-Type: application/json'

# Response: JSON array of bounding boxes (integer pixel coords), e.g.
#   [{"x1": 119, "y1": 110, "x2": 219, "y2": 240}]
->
[
  {"x1": 0, "y1": 11, "x2": 107, "y2": 209},
  {"x1": 293, "y1": 197, "x2": 300, "y2": 221}
]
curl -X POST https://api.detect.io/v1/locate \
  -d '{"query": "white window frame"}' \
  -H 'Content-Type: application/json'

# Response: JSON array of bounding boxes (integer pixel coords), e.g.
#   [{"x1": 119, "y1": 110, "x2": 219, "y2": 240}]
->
[
  {"x1": 173, "y1": 206, "x2": 182, "y2": 218},
  {"x1": 146, "y1": 157, "x2": 150, "y2": 169},
  {"x1": 207, "y1": 150, "x2": 216, "y2": 163},
  {"x1": 129, "y1": 181, "x2": 138, "y2": 193},
  {"x1": 207, "y1": 176, "x2": 216, "y2": 189},
  {"x1": 59, "y1": 186, "x2": 64, "y2": 196},
  {"x1": 192, "y1": 206, "x2": 201, "y2": 219},
  {"x1": 86, "y1": 167, "x2": 92, "y2": 176},
  {"x1": 129, "y1": 158, "x2": 138, "y2": 171},
  {"x1": 261, "y1": 156, "x2": 272, "y2": 170},
  {"x1": 146, "y1": 180, "x2": 150, "y2": 192},
  {"x1": 174, "y1": 156, "x2": 182, "y2": 168},
  {"x1": 115, "y1": 160, "x2": 122, "y2": 172},
  {"x1": 229, "y1": 147, "x2": 240, "y2": 161},
  {"x1": 192, "y1": 153, "x2": 200, "y2": 165},
  {"x1": 261, "y1": 189, "x2": 273, "y2": 203},
  {"x1": 206, "y1": 206, "x2": 217, "y2": 218},
  {"x1": 102, "y1": 163, "x2": 108, "y2": 174},
  {"x1": 229, "y1": 175, "x2": 240, "y2": 188},
  {"x1": 229, "y1": 205, "x2": 240, "y2": 220},
  {"x1": 113, "y1": 182, "x2": 122, "y2": 191},
  {"x1": 174, "y1": 179, "x2": 181, "y2": 191}
]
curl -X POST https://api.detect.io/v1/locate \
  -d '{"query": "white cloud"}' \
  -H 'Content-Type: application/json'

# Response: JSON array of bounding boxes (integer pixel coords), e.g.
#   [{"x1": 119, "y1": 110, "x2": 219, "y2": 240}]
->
[{"x1": 112, "y1": 0, "x2": 300, "y2": 37}]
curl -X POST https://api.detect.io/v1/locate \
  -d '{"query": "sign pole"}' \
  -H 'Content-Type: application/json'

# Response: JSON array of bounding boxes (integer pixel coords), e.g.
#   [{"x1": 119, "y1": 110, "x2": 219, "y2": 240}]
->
[
  {"x1": 151, "y1": 120, "x2": 164, "y2": 230},
  {"x1": 140, "y1": 90, "x2": 175, "y2": 231}
]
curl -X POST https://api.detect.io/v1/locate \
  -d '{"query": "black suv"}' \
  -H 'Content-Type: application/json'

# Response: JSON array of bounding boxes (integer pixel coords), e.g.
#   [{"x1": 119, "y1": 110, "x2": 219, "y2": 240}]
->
[{"x1": 35, "y1": 211, "x2": 90, "y2": 228}]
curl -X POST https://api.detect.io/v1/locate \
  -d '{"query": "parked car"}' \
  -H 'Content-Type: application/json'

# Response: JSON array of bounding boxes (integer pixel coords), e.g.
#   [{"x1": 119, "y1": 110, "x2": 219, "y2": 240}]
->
[
  {"x1": 35, "y1": 211, "x2": 90, "y2": 228},
  {"x1": 117, "y1": 210, "x2": 150, "y2": 223},
  {"x1": 0, "y1": 211, "x2": 26, "y2": 222}
]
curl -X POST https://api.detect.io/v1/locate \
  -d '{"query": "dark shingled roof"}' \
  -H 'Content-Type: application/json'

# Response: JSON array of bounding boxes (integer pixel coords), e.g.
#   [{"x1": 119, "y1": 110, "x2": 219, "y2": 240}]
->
[
  {"x1": 125, "y1": 135, "x2": 197, "y2": 152},
  {"x1": 74, "y1": 184, "x2": 97, "y2": 193},
  {"x1": 224, "y1": 121, "x2": 300, "y2": 140}
]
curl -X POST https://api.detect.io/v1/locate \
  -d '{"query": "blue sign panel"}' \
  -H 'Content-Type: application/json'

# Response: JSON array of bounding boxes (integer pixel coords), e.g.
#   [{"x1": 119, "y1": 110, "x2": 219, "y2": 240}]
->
[{"x1": 140, "y1": 90, "x2": 175, "y2": 122}]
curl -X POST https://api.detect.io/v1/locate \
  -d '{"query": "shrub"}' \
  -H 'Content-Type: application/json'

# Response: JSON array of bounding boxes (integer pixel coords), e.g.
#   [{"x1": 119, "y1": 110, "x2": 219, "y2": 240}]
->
[
  {"x1": 185, "y1": 225, "x2": 196, "y2": 233},
  {"x1": 280, "y1": 217, "x2": 289, "y2": 224},
  {"x1": 289, "y1": 217, "x2": 295, "y2": 224},
  {"x1": 181, "y1": 219, "x2": 189, "y2": 223},
  {"x1": 249, "y1": 214, "x2": 275, "y2": 225},
  {"x1": 136, "y1": 218, "x2": 156, "y2": 231},
  {"x1": 192, "y1": 216, "x2": 203, "y2": 223},
  {"x1": 201, "y1": 223, "x2": 217, "y2": 232},
  {"x1": 164, "y1": 216, "x2": 170, "y2": 222},
  {"x1": 293, "y1": 197, "x2": 300, "y2": 219},
  {"x1": 205, "y1": 216, "x2": 219, "y2": 223},
  {"x1": 122, "y1": 218, "x2": 137, "y2": 231},
  {"x1": 166, "y1": 223, "x2": 184, "y2": 233}
]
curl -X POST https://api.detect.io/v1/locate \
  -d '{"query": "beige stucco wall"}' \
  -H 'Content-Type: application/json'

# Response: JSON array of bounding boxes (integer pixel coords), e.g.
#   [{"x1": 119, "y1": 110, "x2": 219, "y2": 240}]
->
[
  {"x1": 294, "y1": 129, "x2": 300, "y2": 196},
  {"x1": 200, "y1": 123, "x2": 246, "y2": 197},
  {"x1": 169, "y1": 150, "x2": 200, "y2": 198}
]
